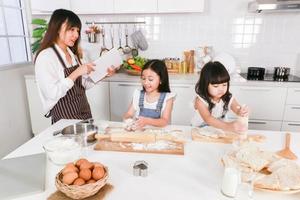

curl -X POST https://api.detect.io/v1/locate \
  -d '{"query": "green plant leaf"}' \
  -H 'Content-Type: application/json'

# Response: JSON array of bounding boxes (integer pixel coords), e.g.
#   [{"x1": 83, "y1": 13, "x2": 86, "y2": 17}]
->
[
  {"x1": 31, "y1": 39, "x2": 41, "y2": 53},
  {"x1": 32, "y1": 27, "x2": 46, "y2": 38},
  {"x1": 32, "y1": 18, "x2": 47, "y2": 26}
]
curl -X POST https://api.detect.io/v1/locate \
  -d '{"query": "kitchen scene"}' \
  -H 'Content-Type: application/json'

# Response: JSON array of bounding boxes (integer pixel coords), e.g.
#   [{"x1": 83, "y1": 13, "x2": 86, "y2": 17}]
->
[{"x1": 1, "y1": 0, "x2": 300, "y2": 199}]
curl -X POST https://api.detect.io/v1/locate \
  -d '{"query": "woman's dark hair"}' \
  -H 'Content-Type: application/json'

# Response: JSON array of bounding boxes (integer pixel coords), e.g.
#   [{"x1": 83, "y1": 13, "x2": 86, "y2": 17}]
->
[
  {"x1": 35, "y1": 9, "x2": 82, "y2": 63},
  {"x1": 195, "y1": 61, "x2": 232, "y2": 114},
  {"x1": 141, "y1": 59, "x2": 171, "y2": 93}
]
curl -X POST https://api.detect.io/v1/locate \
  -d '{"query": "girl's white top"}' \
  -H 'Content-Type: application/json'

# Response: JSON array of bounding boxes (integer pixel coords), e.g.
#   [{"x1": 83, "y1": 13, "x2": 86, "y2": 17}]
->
[
  {"x1": 35, "y1": 44, "x2": 95, "y2": 114},
  {"x1": 191, "y1": 95, "x2": 234, "y2": 127},
  {"x1": 132, "y1": 89, "x2": 176, "y2": 118}
]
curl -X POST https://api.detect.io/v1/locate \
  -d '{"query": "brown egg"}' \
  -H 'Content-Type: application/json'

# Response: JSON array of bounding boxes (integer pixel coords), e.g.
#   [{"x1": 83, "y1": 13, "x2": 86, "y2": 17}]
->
[
  {"x1": 93, "y1": 162, "x2": 104, "y2": 168},
  {"x1": 62, "y1": 165, "x2": 79, "y2": 175},
  {"x1": 87, "y1": 179, "x2": 96, "y2": 184},
  {"x1": 65, "y1": 162, "x2": 76, "y2": 168},
  {"x1": 73, "y1": 178, "x2": 85, "y2": 186},
  {"x1": 76, "y1": 158, "x2": 89, "y2": 167},
  {"x1": 80, "y1": 161, "x2": 93, "y2": 170},
  {"x1": 92, "y1": 166, "x2": 105, "y2": 180},
  {"x1": 62, "y1": 172, "x2": 78, "y2": 185},
  {"x1": 79, "y1": 168, "x2": 92, "y2": 181}
]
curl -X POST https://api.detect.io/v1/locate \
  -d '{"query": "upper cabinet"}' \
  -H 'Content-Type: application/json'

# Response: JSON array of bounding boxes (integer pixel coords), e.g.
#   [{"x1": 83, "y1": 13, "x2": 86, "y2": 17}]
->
[
  {"x1": 114, "y1": 0, "x2": 157, "y2": 14},
  {"x1": 30, "y1": 0, "x2": 204, "y2": 15},
  {"x1": 30, "y1": 0, "x2": 71, "y2": 15},
  {"x1": 71, "y1": 0, "x2": 114, "y2": 14},
  {"x1": 157, "y1": 0, "x2": 204, "y2": 13}
]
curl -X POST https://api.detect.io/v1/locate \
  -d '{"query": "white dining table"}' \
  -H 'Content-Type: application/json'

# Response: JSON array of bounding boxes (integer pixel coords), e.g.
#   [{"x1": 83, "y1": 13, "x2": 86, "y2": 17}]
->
[{"x1": 3, "y1": 119, "x2": 300, "y2": 200}]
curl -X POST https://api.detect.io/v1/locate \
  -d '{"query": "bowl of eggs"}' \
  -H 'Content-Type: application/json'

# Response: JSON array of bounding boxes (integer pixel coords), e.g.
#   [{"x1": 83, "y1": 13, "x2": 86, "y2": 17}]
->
[{"x1": 55, "y1": 158, "x2": 109, "y2": 199}]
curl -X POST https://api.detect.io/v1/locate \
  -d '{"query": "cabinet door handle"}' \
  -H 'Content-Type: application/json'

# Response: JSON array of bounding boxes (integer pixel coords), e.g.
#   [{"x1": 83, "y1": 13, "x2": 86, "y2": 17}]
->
[
  {"x1": 294, "y1": 89, "x2": 300, "y2": 92},
  {"x1": 240, "y1": 88, "x2": 271, "y2": 92},
  {"x1": 171, "y1": 85, "x2": 191, "y2": 88},
  {"x1": 291, "y1": 106, "x2": 300, "y2": 109},
  {"x1": 118, "y1": 83, "x2": 140, "y2": 87},
  {"x1": 249, "y1": 121, "x2": 267, "y2": 125},
  {"x1": 287, "y1": 123, "x2": 300, "y2": 126}
]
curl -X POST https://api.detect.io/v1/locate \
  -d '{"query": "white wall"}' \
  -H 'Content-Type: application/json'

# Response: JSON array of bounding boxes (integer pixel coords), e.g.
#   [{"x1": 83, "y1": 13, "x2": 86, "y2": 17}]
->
[
  {"x1": 0, "y1": 64, "x2": 34, "y2": 158},
  {"x1": 76, "y1": 0, "x2": 300, "y2": 75}
]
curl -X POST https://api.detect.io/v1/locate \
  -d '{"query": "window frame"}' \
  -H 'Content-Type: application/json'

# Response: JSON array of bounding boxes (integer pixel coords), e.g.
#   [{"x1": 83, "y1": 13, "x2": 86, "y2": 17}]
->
[{"x1": 0, "y1": 0, "x2": 32, "y2": 70}]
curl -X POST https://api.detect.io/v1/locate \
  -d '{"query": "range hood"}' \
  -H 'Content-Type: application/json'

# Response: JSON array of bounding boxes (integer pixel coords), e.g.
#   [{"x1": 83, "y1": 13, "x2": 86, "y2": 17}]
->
[{"x1": 248, "y1": 0, "x2": 300, "y2": 12}]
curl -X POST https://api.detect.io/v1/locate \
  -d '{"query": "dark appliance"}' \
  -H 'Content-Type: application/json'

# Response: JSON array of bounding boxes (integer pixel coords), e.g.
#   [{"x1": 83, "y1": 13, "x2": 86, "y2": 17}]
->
[
  {"x1": 273, "y1": 67, "x2": 290, "y2": 81},
  {"x1": 247, "y1": 67, "x2": 265, "y2": 80},
  {"x1": 240, "y1": 66, "x2": 300, "y2": 82}
]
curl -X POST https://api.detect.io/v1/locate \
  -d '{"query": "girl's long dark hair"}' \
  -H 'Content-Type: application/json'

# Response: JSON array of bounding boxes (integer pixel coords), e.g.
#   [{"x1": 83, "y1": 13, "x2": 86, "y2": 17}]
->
[
  {"x1": 141, "y1": 59, "x2": 171, "y2": 92},
  {"x1": 195, "y1": 61, "x2": 232, "y2": 114},
  {"x1": 34, "y1": 9, "x2": 82, "y2": 63}
]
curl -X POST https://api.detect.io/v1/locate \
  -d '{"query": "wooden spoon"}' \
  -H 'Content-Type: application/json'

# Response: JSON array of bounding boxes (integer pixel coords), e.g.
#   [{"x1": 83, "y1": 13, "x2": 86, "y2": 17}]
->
[{"x1": 277, "y1": 133, "x2": 297, "y2": 160}]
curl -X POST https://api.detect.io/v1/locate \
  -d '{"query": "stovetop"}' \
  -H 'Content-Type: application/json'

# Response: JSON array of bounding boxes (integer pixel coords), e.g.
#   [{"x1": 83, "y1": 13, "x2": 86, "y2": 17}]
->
[{"x1": 240, "y1": 73, "x2": 300, "y2": 82}]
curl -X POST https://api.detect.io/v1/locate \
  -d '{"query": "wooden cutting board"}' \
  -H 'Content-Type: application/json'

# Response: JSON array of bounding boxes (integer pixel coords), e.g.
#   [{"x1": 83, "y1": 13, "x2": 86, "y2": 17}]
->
[
  {"x1": 94, "y1": 139, "x2": 184, "y2": 155},
  {"x1": 191, "y1": 128, "x2": 266, "y2": 144}
]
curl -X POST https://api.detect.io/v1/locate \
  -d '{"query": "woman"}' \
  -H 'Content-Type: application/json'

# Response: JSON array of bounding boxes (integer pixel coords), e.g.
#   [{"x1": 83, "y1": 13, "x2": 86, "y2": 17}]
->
[{"x1": 35, "y1": 9, "x2": 114, "y2": 123}]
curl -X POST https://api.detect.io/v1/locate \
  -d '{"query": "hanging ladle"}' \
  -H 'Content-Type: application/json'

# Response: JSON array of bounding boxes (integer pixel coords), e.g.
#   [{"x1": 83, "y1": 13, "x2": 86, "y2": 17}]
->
[
  {"x1": 109, "y1": 24, "x2": 114, "y2": 50},
  {"x1": 100, "y1": 26, "x2": 109, "y2": 56},
  {"x1": 131, "y1": 24, "x2": 139, "y2": 57},
  {"x1": 117, "y1": 24, "x2": 123, "y2": 52},
  {"x1": 123, "y1": 24, "x2": 132, "y2": 54}
]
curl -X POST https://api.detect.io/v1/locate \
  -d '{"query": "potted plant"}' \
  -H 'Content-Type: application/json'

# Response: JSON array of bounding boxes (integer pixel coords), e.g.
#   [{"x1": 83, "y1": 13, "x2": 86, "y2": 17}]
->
[
  {"x1": 31, "y1": 18, "x2": 48, "y2": 54},
  {"x1": 85, "y1": 24, "x2": 101, "y2": 43}
]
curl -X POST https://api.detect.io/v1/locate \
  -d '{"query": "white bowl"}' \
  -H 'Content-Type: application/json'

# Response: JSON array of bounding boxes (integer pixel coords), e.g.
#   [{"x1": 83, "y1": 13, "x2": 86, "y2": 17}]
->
[{"x1": 43, "y1": 137, "x2": 81, "y2": 165}]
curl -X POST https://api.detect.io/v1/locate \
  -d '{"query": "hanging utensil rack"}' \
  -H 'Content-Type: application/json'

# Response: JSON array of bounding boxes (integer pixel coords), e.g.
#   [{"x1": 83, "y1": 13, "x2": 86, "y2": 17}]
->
[{"x1": 86, "y1": 21, "x2": 146, "y2": 25}]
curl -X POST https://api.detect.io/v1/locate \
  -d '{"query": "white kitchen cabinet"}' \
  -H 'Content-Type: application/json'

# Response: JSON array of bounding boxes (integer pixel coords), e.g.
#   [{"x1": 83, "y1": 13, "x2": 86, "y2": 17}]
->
[
  {"x1": 285, "y1": 88, "x2": 300, "y2": 105},
  {"x1": 86, "y1": 82, "x2": 110, "y2": 120},
  {"x1": 170, "y1": 84, "x2": 194, "y2": 125},
  {"x1": 25, "y1": 76, "x2": 110, "y2": 135},
  {"x1": 71, "y1": 0, "x2": 114, "y2": 14},
  {"x1": 30, "y1": 0, "x2": 70, "y2": 15},
  {"x1": 281, "y1": 122, "x2": 300, "y2": 132},
  {"x1": 109, "y1": 82, "x2": 141, "y2": 121},
  {"x1": 109, "y1": 82, "x2": 195, "y2": 125},
  {"x1": 230, "y1": 86, "x2": 287, "y2": 121},
  {"x1": 248, "y1": 120, "x2": 282, "y2": 131},
  {"x1": 157, "y1": 0, "x2": 204, "y2": 13},
  {"x1": 114, "y1": 0, "x2": 157, "y2": 13},
  {"x1": 25, "y1": 76, "x2": 51, "y2": 135},
  {"x1": 282, "y1": 87, "x2": 300, "y2": 132}
]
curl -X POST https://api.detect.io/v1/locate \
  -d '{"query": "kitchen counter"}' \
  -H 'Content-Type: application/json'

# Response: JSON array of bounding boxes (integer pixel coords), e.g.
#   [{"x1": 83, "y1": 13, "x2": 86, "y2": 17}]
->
[
  {"x1": 4, "y1": 120, "x2": 300, "y2": 200},
  {"x1": 24, "y1": 71, "x2": 300, "y2": 87}
]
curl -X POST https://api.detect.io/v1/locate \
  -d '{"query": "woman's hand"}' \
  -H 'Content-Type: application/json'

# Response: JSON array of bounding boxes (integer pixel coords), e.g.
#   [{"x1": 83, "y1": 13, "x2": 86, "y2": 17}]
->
[
  {"x1": 106, "y1": 65, "x2": 117, "y2": 77},
  {"x1": 68, "y1": 63, "x2": 95, "y2": 82},
  {"x1": 79, "y1": 63, "x2": 96, "y2": 75}
]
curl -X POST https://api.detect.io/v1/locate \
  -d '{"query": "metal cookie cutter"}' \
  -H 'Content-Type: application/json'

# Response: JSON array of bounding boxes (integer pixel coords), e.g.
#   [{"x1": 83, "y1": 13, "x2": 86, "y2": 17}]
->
[{"x1": 133, "y1": 160, "x2": 148, "y2": 177}]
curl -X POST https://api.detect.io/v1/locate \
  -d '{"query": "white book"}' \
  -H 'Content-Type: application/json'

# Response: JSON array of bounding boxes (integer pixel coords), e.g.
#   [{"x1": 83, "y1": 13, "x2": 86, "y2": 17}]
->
[{"x1": 89, "y1": 47, "x2": 123, "y2": 82}]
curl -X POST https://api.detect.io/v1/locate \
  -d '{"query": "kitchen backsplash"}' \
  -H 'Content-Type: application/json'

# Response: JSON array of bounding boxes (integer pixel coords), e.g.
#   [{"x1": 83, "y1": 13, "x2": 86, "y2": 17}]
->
[{"x1": 40, "y1": 0, "x2": 300, "y2": 74}]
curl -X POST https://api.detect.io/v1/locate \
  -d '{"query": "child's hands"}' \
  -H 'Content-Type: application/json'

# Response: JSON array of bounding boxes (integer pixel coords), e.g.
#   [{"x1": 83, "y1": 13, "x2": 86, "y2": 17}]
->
[
  {"x1": 230, "y1": 120, "x2": 247, "y2": 133},
  {"x1": 133, "y1": 117, "x2": 148, "y2": 130},
  {"x1": 237, "y1": 105, "x2": 249, "y2": 117}
]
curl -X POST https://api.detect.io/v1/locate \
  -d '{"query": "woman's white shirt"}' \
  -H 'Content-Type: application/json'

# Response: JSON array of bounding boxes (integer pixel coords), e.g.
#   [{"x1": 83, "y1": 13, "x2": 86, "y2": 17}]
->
[
  {"x1": 35, "y1": 44, "x2": 95, "y2": 114},
  {"x1": 131, "y1": 89, "x2": 176, "y2": 118},
  {"x1": 191, "y1": 95, "x2": 234, "y2": 127}
]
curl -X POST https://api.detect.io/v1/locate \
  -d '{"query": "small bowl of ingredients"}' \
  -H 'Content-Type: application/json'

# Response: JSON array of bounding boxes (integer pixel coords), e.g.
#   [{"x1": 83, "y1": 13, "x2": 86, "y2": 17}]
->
[{"x1": 43, "y1": 137, "x2": 81, "y2": 165}]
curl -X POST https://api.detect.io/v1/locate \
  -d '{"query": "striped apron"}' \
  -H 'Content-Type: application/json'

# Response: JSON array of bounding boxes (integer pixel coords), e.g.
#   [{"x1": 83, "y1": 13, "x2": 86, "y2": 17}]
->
[{"x1": 48, "y1": 46, "x2": 92, "y2": 124}]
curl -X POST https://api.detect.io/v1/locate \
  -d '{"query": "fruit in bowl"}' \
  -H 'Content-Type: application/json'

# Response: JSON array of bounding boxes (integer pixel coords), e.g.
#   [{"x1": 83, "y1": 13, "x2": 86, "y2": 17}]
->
[{"x1": 123, "y1": 56, "x2": 148, "y2": 75}]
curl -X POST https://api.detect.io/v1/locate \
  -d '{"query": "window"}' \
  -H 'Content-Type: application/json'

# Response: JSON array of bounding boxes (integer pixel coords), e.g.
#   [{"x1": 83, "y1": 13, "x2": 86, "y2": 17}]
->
[{"x1": 0, "y1": 0, "x2": 31, "y2": 68}]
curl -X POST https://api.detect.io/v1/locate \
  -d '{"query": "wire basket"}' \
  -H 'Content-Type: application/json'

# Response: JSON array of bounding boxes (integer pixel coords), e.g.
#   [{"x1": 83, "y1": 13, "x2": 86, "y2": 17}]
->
[{"x1": 55, "y1": 166, "x2": 109, "y2": 199}]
